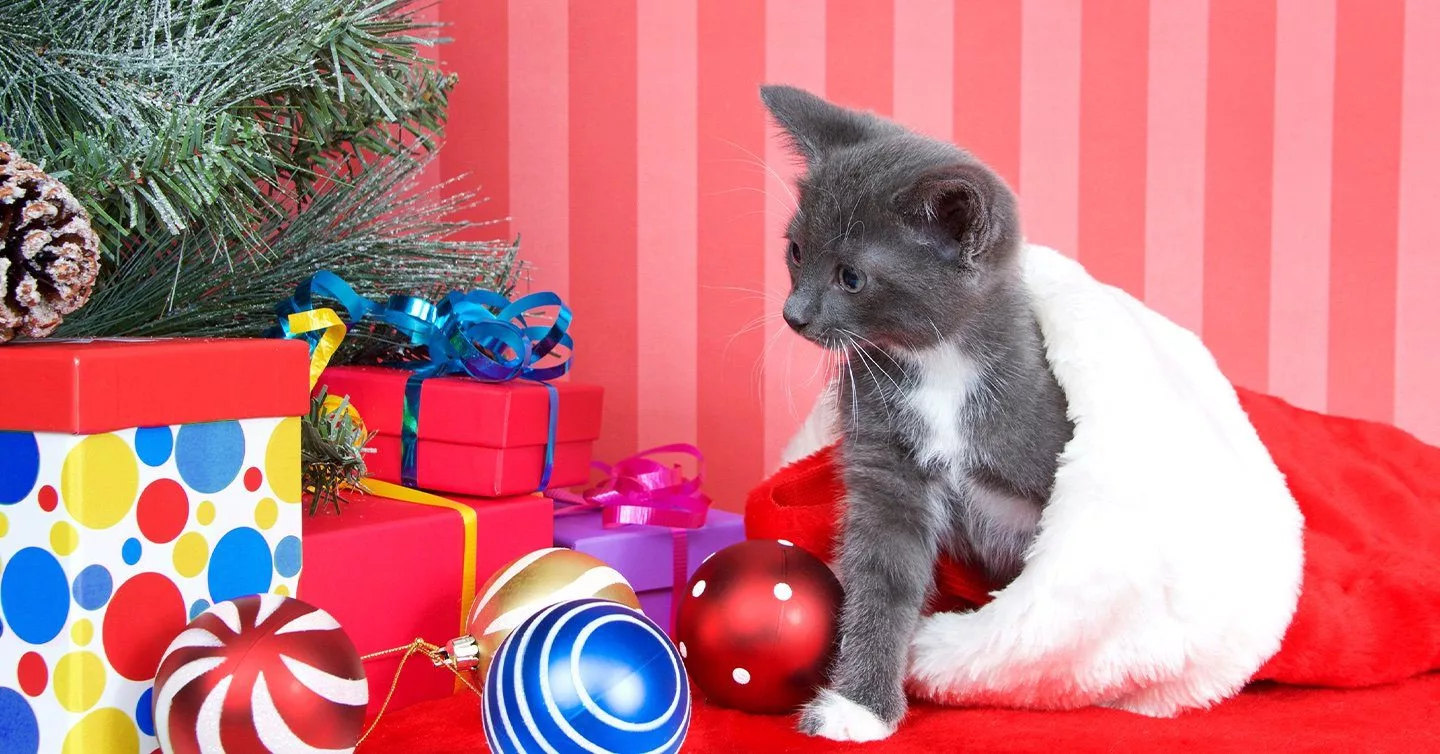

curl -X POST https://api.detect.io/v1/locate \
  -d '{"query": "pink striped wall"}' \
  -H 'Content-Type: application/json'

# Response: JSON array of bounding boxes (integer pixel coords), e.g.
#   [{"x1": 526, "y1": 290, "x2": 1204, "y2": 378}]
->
[{"x1": 437, "y1": 0, "x2": 1440, "y2": 511}]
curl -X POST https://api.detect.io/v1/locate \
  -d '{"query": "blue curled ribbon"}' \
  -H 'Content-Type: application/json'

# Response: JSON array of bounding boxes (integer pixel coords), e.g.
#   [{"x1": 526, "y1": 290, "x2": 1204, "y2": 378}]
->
[{"x1": 267, "y1": 271, "x2": 573, "y2": 490}]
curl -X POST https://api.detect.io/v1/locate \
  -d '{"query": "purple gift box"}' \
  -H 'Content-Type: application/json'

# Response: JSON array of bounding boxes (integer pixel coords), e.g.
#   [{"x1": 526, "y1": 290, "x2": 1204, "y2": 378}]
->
[{"x1": 552, "y1": 507, "x2": 745, "y2": 630}]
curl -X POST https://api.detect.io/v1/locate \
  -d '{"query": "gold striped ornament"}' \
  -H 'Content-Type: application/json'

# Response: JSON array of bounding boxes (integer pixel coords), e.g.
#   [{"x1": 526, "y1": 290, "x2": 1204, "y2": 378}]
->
[{"x1": 457, "y1": 547, "x2": 640, "y2": 678}]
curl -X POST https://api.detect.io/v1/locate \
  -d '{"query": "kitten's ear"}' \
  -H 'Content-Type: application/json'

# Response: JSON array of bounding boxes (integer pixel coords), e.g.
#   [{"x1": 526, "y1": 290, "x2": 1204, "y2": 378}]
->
[
  {"x1": 759, "y1": 84, "x2": 893, "y2": 162},
  {"x1": 896, "y1": 164, "x2": 1015, "y2": 262}
]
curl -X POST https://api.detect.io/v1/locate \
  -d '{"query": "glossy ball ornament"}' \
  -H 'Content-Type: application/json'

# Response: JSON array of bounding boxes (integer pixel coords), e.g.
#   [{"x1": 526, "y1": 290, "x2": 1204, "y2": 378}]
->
[
  {"x1": 483, "y1": 598, "x2": 691, "y2": 754},
  {"x1": 152, "y1": 594, "x2": 368, "y2": 754},
  {"x1": 675, "y1": 539, "x2": 844, "y2": 714},
  {"x1": 465, "y1": 547, "x2": 641, "y2": 679}
]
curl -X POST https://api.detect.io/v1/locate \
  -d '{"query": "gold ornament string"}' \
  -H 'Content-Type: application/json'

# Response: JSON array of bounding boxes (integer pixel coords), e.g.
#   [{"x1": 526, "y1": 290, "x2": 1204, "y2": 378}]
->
[{"x1": 355, "y1": 638, "x2": 484, "y2": 748}]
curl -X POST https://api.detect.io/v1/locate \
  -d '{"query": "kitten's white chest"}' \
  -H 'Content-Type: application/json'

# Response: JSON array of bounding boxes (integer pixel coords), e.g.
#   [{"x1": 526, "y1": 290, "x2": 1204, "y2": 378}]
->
[{"x1": 899, "y1": 343, "x2": 980, "y2": 470}]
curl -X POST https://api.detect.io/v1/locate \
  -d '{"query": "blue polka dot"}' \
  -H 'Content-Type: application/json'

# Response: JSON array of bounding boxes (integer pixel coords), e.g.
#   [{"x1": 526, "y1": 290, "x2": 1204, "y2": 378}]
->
[
  {"x1": 0, "y1": 688, "x2": 39, "y2": 754},
  {"x1": 189, "y1": 599, "x2": 211, "y2": 620},
  {"x1": 0, "y1": 548, "x2": 69, "y2": 645},
  {"x1": 208, "y1": 528, "x2": 272, "y2": 603},
  {"x1": 0, "y1": 432, "x2": 40, "y2": 505},
  {"x1": 122, "y1": 538, "x2": 142, "y2": 566},
  {"x1": 175, "y1": 421, "x2": 245, "y2": 494},
  {"x1": 274, "y1": 536, "x2": 302, "y2": 579},
  {"x1": 71, "y1": 565, "x2": 113, "y2": 611},
  {"x1": 135, "y1": 687, "x2": 155, "y2": 737},
  {"x1": 135, "y1": 426, "x2": 174, "y2": 467}
]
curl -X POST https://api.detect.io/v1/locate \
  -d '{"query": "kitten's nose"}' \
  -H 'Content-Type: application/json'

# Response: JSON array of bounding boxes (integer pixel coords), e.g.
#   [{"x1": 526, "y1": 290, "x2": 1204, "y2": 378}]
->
[{"x1": 783, "y1": 305, "x2": 810, "y2": 332}]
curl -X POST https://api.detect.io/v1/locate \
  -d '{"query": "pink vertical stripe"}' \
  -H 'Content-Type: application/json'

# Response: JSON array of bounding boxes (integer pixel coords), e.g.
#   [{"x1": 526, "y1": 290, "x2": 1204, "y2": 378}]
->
[
  {"x1": 1019, "y1": 0, "x2": 1081, "y2": 255},
  {"x1": 1268, "y1": 0, "x2": 1335, "y2": 412},
  {"x1": 1328, "y1": 0, "x2": 1404, "y2": 423},
  {"x1": 826, "y1": 0, "x2": 894, "y2": 114},
  {"x1": 764, "y1": 0, "x2": 827, "y2": 474},
  {"x1": 1397, "y1": 0, "x2": 1440, "y2": 444},
  {"x1": 1078, "y1": 0, "x2": 1149, "y2": 296},
  {"x1": 569, "y1": 1, "x2": 640, "y2": 463},
  {"x1": 438, "y1": 1, "x2": 506, "y2": 237},
  {"x1": 1203, "y1": 0, "x2": 1276, "y2": 390},
  {"x1": 698, "y1": 0, "x2": 767, "y2": 511},
  {"x1": 892, "y1": 0, "x2": 954, "y2": 141},
  {"x1": 954, "y1": 0, "x2": 1022, "y2": 187},
  {"x1": 507, "y1": 0, "x2": 569, "y2": 299},
  {"x1": 1143, "y1": 0, "x2": 1208, "y2": 335},
  {"x1": 636, "y1": 0, "x2": 699, "y2": 450}
]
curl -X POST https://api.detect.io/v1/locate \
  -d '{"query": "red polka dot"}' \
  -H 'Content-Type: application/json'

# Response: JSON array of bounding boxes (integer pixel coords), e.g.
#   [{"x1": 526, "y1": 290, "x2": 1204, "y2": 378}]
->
[
  {"x1": 37, "y1": 485, "x2": 57, "y2": 512},
  {"x1": 243, "y1": 467, "x2": 263, "y2": 492},
  {"x1": 104, "y1": 573, "x2": 187, "y2": 682},
  {"x1": 17, "y1": 652, "x2": 47, "y2": 696},
  {"x1": 136, "y1": 479, "x2": 189, "y2": 544}
]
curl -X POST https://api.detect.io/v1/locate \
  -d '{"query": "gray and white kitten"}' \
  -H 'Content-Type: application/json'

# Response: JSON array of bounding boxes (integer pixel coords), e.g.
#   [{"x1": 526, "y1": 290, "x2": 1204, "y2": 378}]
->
[{"x1": 759, "y1": 85, "x2": 1075, "y2": 739}]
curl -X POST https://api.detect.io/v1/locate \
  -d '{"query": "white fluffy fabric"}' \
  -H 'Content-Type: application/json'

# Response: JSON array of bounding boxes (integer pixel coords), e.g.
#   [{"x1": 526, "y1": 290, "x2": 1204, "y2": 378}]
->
[{"x1": 781, "y1": 244, "x2": 1305, "y2": 716}]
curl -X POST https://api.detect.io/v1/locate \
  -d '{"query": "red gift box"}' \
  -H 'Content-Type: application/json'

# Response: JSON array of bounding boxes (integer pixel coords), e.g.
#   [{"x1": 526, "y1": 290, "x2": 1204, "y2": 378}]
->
[
  {"x1": 315, "y1": 365, "x2": 604, "y2": 497},
  {"x1": 297, "y1": 490, "x2": 552, "y2": 716}
]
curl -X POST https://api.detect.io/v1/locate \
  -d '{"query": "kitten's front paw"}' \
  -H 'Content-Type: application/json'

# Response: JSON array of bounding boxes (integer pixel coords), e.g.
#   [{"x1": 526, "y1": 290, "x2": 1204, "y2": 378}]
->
[{"x1": 796, "y1": 689, "x2": 898, "y2": 742}]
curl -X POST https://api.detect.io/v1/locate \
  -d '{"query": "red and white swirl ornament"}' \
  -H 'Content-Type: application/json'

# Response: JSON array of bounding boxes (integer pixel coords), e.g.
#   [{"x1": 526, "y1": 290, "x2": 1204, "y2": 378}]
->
[{"x1": 153, "y1": 594, "x2": 368, "y2": 754}]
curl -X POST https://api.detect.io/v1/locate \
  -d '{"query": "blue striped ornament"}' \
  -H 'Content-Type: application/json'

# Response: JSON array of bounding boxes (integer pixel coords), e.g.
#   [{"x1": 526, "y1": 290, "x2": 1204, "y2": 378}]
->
[{"x1": 483, "y1": 598, "x2": 691, "y2": 754}]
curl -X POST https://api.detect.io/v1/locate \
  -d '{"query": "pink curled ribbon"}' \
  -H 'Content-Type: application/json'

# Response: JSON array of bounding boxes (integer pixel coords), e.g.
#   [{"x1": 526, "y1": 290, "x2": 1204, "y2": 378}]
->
[{"x1": 551, "y1": 444, "x2": 711, "y2": 633}]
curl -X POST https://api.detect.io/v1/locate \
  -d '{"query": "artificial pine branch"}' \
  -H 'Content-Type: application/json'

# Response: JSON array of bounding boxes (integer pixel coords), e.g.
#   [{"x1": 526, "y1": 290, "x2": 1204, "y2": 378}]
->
[
  {"x1": 0, "y1": 0, "x2": 519, "y2": 347},
  {"x1": 302, "y1": 386, "x2": 375, "y2": 516}
]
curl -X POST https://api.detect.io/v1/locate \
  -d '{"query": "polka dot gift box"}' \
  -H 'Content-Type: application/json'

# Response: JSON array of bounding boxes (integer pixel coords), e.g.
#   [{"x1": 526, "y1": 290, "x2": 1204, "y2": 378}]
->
[{"x1": 0, "y1": 338, "x2": 309, "y2": 754}]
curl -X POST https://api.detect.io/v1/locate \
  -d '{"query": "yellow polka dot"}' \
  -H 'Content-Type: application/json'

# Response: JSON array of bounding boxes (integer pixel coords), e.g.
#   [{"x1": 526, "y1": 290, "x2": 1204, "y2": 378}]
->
[
  {"x1": 274, "y1": 584, "x2": 291, "y2": 597},
  {"x1": 0, "y1": 511, "x2": 9, "y2": 537},
  {"x1": 61, "y1": 433, "x2": 139, "y2": 530},
  {"x1": 254, "y1": 497, "x2": 278, "y2": 530},
  {"x1": 265, "y1": 416, "x2": 302, "y2": 503},
  {"x1": 54, "y1": 651, "x2": 105, "y2": 712},
  {"x1": 49, "y1": 521, "x2": 80, "y2": 556},
  {"x1": 71, "y1": 619, "x2": 94, "y2": 646},
  {"x1": 61, "y1": 708, "x2": 138, "y2": 754},
  {"x1": 172, "y1": 532, "x2": 209, "y2": 578},
  {"x1": 196, "y1": 500, "x2": 215, "y2": 526}
]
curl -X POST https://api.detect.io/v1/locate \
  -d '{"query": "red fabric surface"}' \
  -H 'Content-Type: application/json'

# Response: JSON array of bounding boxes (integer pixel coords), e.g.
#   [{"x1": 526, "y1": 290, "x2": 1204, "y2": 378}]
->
[
  {"x1": 0, "y1": 337, "x2": 309, "y2": 433},
  {"x1": 747, "y1": 387, "x2": 1440, "y2": 687},
  {"x1": 358, "y1": 675, "x2": 1440, "y2": 753}
]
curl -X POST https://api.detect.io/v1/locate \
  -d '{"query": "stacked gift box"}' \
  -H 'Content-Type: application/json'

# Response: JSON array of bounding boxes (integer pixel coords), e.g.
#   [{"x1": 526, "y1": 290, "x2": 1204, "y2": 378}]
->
[
  {"x1": 298, "y1": 365, "x2": 604, "y2": 715},
  {"x1": 0, "y1": 338, "x2": 309, "y2": 753}
]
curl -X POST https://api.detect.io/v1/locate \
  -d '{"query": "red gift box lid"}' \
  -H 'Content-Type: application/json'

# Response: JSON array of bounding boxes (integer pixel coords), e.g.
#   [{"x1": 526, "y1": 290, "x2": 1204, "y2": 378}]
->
[
  {"x1": 0, "y1": 338, "x2": 310, "y2": 434},
  {"x1": 317, "y1": 365, "x2": 603, "y2": 448}
]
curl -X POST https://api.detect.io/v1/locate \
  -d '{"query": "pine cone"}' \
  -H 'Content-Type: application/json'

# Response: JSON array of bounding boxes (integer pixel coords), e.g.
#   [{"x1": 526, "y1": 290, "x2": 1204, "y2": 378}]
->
[{"x1": 1, "y1": 143, "x2": 101, "y2": 342}]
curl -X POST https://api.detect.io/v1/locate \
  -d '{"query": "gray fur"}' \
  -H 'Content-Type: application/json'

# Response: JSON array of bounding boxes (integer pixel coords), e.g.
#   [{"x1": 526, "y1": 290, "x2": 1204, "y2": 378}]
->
[{"x1": 760, "y1": 84, "x2": 1075, "y2": 732}]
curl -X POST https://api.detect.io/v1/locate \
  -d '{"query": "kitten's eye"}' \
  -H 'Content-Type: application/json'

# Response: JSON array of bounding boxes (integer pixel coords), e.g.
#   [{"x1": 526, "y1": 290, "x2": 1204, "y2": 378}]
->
[
  {"x1": 837, "y1": 265, "x2": 866, "y2": 293},
  {"x1": 787, "y1": 240, "x2": 802, "y2": 264}
]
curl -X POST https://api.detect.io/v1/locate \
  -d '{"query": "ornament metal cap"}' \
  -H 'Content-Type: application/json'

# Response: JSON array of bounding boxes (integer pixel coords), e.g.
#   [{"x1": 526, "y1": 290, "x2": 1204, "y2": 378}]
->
[{"x1": 439, "y1": 635, "x2": 482, "y2": 672}]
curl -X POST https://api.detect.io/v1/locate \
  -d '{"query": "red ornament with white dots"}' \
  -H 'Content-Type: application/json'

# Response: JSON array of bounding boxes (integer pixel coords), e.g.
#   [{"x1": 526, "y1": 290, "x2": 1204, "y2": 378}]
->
[{"x1": 675, "y1": 538, "x2": 844, "y2": 714}]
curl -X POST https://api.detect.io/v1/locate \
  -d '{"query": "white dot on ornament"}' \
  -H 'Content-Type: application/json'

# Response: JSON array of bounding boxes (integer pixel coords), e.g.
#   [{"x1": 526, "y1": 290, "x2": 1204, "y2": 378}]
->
[
  {"x1": 692, "y1": 580, "x2": 707, "y2": 598},
  {"x1": 778, "y1": 539, "x2": 794, "y2": 546},
  {"x1": 679, "y1": 642, "x2": 688, "y2": 659},
  {"x1": 774, "y1": 583, "x2": 793, "y2": 601},
  {"x1": 733, "y1": 667, "x2": 751, "y2": 685}
]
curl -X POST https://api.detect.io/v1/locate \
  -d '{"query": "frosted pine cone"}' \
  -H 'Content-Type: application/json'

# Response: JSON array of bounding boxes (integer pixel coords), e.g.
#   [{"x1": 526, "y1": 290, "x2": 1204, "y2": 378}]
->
[{"x1": 1, "y1": 143, "x2": 101, "y2": 342}]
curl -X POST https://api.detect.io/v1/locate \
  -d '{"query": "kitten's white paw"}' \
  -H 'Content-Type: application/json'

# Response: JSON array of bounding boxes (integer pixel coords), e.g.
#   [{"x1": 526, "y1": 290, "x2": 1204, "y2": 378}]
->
[{"x1": 797, "y1": 689, "x2": 896, "y2": 742}]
